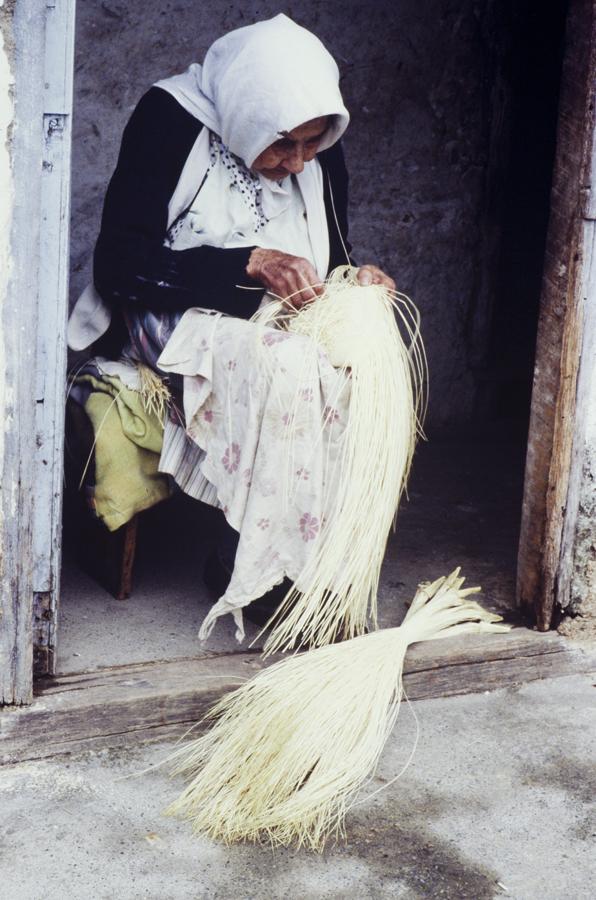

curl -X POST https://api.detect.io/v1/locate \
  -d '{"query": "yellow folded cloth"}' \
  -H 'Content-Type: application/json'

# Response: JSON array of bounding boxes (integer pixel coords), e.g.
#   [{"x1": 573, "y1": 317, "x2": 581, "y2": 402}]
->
[{"x1": 77, "y1": 373, "x2": 172, "y2": 531}]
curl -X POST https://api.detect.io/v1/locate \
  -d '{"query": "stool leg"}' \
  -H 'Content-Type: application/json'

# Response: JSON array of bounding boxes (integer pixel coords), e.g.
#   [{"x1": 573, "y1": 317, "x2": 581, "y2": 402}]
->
[{"x1": 117, "y1": 515, "x2": 138, "y2": 600}]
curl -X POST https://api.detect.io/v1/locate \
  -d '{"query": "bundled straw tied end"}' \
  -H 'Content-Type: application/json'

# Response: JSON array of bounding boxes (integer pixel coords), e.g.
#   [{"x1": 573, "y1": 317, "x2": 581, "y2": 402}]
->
[{"x1": 164, "y1": 570, "x2": 511, "y2": 850}]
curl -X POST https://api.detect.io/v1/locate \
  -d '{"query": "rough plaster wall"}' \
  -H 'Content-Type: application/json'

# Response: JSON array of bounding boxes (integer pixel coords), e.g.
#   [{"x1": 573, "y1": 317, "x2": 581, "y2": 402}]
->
[
  {"x1": 70, "y1": 0, "x2": 504, "y2": 428},
  {"x1": 0, "y1": 1, "x2": 15, "y2": 488},
  {"x1": 560, "y1": 284, "x2": 596, "y2": 634},
  {"x1": 569, "y1": 448, "x2": 596, "y2": 621},
  {"x1": 559, "y1": 417, "x2": 596, "y2": 637}
]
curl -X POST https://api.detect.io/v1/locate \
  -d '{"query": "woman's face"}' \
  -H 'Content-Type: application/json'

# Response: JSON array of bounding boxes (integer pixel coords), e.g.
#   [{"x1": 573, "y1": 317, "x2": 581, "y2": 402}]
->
[{"x1": 252, "y1": 116, "x2": 329, "y2": 181}]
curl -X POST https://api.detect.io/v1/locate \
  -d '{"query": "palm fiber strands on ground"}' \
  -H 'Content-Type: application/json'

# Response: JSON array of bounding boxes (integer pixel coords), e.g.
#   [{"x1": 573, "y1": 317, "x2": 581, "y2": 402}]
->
[{"x1": 166, "y1": 570, "x2": 510, "y2": 850}]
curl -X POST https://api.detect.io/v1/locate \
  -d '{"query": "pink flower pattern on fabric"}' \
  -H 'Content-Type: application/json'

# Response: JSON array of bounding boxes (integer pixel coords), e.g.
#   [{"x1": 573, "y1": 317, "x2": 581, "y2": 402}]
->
[
  {"x1": 222, "y1": 443, "x2": 241, "y2": 473},
  {"x1": 154, "y1": 308, "x2": 353, "y2": 637},
  {"x1": 258, "y1": 477, "x2": 277, "y2": 498},
  {"x1": 262, "y1": 331, "x2": 291, "y2": 347},
  {"x1": 299, "y1": 512, "x2": 319, "y2": 542}
]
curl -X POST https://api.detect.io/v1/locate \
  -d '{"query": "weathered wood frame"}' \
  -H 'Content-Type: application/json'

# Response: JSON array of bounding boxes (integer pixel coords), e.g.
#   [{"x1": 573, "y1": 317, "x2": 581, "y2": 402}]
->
[
  {"x1": 0, "y1": 2, "x2": 46, "y2": 706},
  {"x1": 0, "y1": 0, "x2": 76, "y2": 705},
  {"x1": 3, "y1": 630, "x2": 596, "y2": 764},
  {"x1": 32, "y1": 0, "x2": 76, "y2": 676},
  {"x1": 516, "y1": 0, "x2": 596, "y2": 630}
]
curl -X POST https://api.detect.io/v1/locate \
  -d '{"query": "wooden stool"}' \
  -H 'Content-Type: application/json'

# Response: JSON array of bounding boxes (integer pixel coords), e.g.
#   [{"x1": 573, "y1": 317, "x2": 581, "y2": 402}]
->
[{"x1": 77, "y1": 513, "x2": 139, "y2": 601}]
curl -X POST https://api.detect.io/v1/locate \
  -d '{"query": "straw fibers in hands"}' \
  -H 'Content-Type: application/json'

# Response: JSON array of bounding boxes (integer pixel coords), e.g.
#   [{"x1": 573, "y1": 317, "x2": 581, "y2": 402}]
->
[{"x1": 251, "y1": 266, "x2": 426, "y2": 654}]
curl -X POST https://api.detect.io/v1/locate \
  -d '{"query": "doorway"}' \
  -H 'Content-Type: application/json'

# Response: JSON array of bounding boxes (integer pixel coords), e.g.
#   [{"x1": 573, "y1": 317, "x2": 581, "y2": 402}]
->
[{"x1": 54, "y1": 0, "x2": 567, "y2": 676}]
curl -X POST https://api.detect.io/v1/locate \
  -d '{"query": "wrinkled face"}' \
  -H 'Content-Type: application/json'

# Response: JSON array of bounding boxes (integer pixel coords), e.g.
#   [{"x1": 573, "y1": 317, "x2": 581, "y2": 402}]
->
[{"x1": 251, "y1": 116, "x2": 329, "y2": 181}]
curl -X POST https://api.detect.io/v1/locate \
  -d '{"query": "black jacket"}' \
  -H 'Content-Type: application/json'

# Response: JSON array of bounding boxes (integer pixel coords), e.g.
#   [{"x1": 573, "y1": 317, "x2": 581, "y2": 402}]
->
[{"x1": 93, "y1": 87, "x2": 352, "y2": 329}]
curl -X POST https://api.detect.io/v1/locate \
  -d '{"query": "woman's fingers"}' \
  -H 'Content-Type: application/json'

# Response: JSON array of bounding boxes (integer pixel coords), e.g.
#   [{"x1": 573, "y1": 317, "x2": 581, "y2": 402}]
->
[
  {"x1": 247, "y1": 248, "x2": 322, "y2": 306},
  {"x1": 289, "y1": 267, "x2": 323, "y2": 307},
  {"x1": 357, "y1": 265, "x2": 396, "y2": 293},
  {"x1": 247, "y1": 252, "x2": 397, "y2": 306},
  {"x1": 280, "y1": 258, "x2": 323, "y2": 307},
  {"x1": 357, "y1": 267, "x2": 374, "y2": 286}
]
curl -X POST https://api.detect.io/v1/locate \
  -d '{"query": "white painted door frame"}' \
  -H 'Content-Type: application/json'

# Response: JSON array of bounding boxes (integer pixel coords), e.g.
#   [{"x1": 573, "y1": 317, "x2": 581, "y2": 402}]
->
[
  {"x1": 0, "y1": 0, "x2": 75, "y2": 704},
  {"x1": 32, "y1": 0, "x2": 76, "y2": 676}
]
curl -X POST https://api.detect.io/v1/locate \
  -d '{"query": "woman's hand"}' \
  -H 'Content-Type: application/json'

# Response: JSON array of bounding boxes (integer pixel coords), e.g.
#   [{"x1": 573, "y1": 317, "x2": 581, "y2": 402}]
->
[
  {"x1": 356, "y1": 265, "x2": 396, "y2": 292},
  {"x1": 247, "y1": 248, "x2": 323, "y2": 308}
]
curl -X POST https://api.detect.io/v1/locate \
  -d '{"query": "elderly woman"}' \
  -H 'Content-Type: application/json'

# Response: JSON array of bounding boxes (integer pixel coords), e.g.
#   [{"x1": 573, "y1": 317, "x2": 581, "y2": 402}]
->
[{"x1": 74, "y1": 14, "x2": 395, "y2": 637}]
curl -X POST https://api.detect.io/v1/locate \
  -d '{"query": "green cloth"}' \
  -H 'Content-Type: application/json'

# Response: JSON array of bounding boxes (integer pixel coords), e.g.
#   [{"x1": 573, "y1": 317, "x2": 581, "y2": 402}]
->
[{"x1": 77, "y1": 373, "x2": 172, "y2": 531}]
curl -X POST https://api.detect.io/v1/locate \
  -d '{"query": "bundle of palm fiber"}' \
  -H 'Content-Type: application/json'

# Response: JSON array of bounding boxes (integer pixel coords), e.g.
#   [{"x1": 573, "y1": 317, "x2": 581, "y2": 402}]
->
[
  {"x1": 137, "y1": 362, "x2": 171, "y2": 420},
  {"x1": 166, "y1": 569, "x2": 509, "y2": 849},
  {"x1": 251, "y1": 266, "x2": 426, "y2": 654}
]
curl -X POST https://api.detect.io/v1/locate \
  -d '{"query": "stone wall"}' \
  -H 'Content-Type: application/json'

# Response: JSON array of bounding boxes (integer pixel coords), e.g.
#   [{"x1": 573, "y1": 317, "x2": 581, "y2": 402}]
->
[
  {"x1": 561, "y1": 251, "x2": 596, "y2": 636},
  {"x1": 569, "y1": 447, "x2": 596, "y2": 624},
  {"x1": 70, "y1": 0, "x2": 513, "y2": 428}
]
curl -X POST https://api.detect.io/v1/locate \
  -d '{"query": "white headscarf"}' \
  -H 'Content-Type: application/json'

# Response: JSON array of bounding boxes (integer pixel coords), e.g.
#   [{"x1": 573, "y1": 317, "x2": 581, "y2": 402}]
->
[
  {"x1": 154, "y1": 14, "x2": 350, "y2": 279},
  {"x1": 68, "y1": 15, "x2": 349, "y2": 352},
  {"x1": 154, "y1": 14, "x2": 349, "y2": 167}
]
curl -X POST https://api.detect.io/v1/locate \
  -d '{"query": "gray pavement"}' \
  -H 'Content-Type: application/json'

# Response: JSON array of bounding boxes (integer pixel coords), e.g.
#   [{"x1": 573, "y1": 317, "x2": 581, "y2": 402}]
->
[{"x1": 2, "y1": 672, "x2": 595, "y2": 900}]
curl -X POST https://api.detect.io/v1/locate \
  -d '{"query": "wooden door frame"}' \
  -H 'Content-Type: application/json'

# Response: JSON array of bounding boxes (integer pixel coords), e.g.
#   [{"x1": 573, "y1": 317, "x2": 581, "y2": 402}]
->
[
  {"x1": 1, "y1": 0, "x2": 595, "y2": 710},
  {"x1": 0, "y1": 0, "x2": 76, "y2": 705},
  {"x1": 516, "y1": 0, "x2": 596, "y2": 630},
  {"x1": 1, "y1": 1, "x2": 45, "y2": 706},
  {"x1": 32, "y1": 0, "x2": 76, "y2": 676}
]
